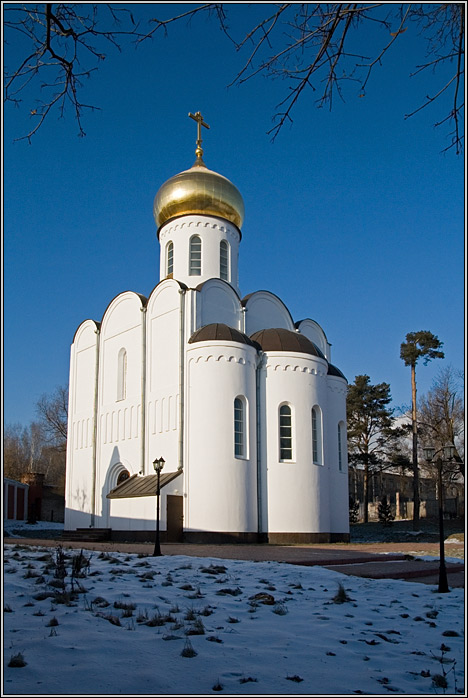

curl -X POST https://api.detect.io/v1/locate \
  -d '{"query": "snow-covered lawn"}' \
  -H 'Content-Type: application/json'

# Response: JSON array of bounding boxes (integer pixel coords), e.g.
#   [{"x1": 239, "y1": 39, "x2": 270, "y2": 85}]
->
[
  {"x1": 3, "y1": 520, "x2": 65, "y2": 537},
  {"x1": 3, "y1": 541, "x2": 464, "y2": 695}
]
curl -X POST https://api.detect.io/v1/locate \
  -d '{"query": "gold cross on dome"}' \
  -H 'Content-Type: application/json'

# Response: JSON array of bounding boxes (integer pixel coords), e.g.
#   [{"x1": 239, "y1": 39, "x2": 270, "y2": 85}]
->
[{"x1": 189, "y1": 111, "x2": 210, "y2": 159}]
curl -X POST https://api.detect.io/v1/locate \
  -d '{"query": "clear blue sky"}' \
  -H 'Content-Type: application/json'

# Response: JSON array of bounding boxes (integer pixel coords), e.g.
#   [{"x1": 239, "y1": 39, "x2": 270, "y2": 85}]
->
[{"x1": 3, "y1": 4, "x2": 465, "y2": 427}]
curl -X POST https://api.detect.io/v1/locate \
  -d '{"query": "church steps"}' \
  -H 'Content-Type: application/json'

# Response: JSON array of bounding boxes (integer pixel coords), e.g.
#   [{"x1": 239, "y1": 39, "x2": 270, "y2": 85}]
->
[{"x1": 62, "y1": 528, "x2": 111, "y2": 542}]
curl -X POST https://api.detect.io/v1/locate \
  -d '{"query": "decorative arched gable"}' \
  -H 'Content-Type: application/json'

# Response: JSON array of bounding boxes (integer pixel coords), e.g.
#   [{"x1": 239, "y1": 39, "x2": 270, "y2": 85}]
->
[
  {"x1": 99, "y1": 291, "x2": 146, "y2": 407},
  {"x1": 242, "y1": 290, "x2": 295, "y2": 335},
  {"x1": 197, "y1": 279, "x2": 242, "y2": 330},
  {"x1": 146, "y1": 278, "x2": 186, "y2": 472},
  {"x1": 71, "y1": 319, "x2": 100, "y2": 420},
  {"x1": 295, "y1": 319, "x2": 330, "y2": 360}
]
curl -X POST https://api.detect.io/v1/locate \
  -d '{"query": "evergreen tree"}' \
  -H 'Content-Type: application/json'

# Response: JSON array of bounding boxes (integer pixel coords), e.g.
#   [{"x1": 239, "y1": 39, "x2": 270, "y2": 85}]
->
[
  {"x1": 347, "y1": 375, "x2": 401, "y2": 523},
  {"x1": 378, "y1": 496, "x2": 395, "y2": 527},
  {"x1": 400, "y1": 331, "x2": 444, "y2": 528},
  {"x1": 349, "y1": 497, "x2": 360, "y2": 524}
]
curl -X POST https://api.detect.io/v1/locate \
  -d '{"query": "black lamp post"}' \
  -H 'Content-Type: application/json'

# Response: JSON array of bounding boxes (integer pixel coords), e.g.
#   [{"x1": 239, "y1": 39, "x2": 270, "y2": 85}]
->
[
  {"x1": 422, "y1": 444, "x2": 456, "y2": 593},
  {"x1": 153, "y1": 457, "x2": 165, "y2": 557}
]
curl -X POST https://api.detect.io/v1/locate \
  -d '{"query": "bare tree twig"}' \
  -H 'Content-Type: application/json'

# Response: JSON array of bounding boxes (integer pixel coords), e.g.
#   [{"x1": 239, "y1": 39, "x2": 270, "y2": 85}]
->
[{"x1": 3, "y1": 3, "x2": 464, "y2": 151}]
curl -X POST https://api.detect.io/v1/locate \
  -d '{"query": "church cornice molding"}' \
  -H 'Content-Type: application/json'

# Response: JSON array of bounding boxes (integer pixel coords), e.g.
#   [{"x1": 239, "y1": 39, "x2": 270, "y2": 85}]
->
[
  {"x1": 188, "y1": 352, "x2": 256, "y2": 368},
  {"x1": 159, "y1": 215, "x2": 241, "y2": 241},
  {"x1": 327, "y1": 381, "x2": 348, "y2": 396},
  {"x1": 266, "y1": 362, "x2": 327, "y2": 376},
  {"x1": 328, "y1": 385, "x2": 347, "y2": 396}
]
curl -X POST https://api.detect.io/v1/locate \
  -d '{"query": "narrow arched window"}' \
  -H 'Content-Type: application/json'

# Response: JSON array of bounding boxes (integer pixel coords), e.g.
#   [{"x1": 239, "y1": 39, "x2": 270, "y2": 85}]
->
[
  {"x1": 220, "y1": 240, "x2": 229, "y2": 281},
  {"x1": 279, "y1": 404, "x2": 293, "y2": 461},
  {"x1": 312, "y1": 406, "x2": 323, "y2": 464},
  {"x1": 189, "y1": 235, "x2": 202, "y2": 276},
  {"x1": 166, "y1": 241, "x2": 174, "y2": 277},
  {"x1": 234, "y1": 397, "x2": 246, "y2": 458},
  {"x1": 117, "y1": 348, "x2": 127, "y2": 401},
  {"x1": 338, "y1": 422, "x2": 345, "y2": 471}
]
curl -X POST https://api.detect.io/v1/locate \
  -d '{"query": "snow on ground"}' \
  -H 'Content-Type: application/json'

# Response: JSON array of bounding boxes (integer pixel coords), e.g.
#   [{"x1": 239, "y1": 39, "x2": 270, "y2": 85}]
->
[
  {"x1": 3, "y1": 542, "x2": 465, "y2": 696},
  {"x1": 3, "y1": 520, "x2": 65, "y2": 536}
]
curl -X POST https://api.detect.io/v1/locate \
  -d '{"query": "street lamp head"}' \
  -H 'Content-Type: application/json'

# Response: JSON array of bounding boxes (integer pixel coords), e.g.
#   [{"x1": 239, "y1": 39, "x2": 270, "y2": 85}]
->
[
  {"x1": 423, "y1": 444, "x2": 456, "y2": 463},
  {"x1": 153, "y1": 457, "x2": 165, "y2": 473},
  {"x1": 443, "y1": 444, "x2": 456, "y2": 461},
  {"x1": 423, "y1": 446, "x2": 436, "y2": 462}
]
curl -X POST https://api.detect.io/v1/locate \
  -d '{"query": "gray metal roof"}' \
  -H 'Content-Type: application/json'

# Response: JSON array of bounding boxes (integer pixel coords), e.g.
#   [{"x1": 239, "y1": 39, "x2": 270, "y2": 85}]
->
[
  {"x1": 250, "y1": 328, "x2": 326, "y2": 358},
  {"x1": 106, "y1": 471, "x2": 182, "y2": 499},
  {"x1": 327, "y1": 363, "x2": 347, "y2": 381},
  {"x1": 189, "y1": 323, "x2": 259, "y2": 348}
]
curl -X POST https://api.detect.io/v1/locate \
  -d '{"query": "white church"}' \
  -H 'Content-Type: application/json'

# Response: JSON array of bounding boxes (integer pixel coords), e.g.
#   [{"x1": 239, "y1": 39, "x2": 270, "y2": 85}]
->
[{"x1": 64, "y1": 113, "x2": 349, "y2": 543}]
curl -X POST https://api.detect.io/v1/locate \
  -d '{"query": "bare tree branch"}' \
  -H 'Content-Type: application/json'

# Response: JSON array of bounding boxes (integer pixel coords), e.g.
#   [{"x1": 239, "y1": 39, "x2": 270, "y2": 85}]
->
[
  {"x1": 36, "y1": 385, "x2": 68, "y2": 448},
  {"x1": 3, "y1": 4, "x2": 464, "y2": 151},
  {"x1": 138, "y1": 3, "x2": 221, "y2": 42},
  {"x1": 4, "y1": 3, "x2": 143, "y2": 141}
]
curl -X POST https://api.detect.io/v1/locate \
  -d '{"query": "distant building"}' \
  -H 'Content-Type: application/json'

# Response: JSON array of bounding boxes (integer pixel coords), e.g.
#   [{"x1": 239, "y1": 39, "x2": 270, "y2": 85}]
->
[
  {"x1": 64, "y1": 114, "x2": 349, "y2": 543},
  {"x1": 3, "y1": 478, "x2": 28, "y2": 521},
  {"x1": 349, "y1": 468, "x2": 464, "y2": 520},
  {"x1": 18, "y1": 473, "x2": 65, "y2": 524}
]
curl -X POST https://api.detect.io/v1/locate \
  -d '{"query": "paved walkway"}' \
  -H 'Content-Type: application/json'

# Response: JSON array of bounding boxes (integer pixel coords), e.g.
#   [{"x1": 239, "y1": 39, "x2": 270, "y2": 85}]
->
[{"x1": 4, "y1": 536, "x2": 465, "y2": 588}]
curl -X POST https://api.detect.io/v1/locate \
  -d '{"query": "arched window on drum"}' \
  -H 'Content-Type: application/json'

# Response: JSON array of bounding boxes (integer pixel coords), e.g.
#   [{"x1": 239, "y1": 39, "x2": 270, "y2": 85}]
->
[
  {"x1": 220, "y1": 240, "x2": 230, "y2": 281},
  {"x1": 166, "y1": 241, "x2": 174, "y2": 277},
  {"x1": 189, "y1": 235, "x2": 202, "y2": 276}
]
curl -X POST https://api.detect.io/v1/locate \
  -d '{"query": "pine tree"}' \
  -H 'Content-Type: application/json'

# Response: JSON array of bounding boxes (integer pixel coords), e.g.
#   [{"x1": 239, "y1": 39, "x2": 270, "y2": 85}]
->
[
  {"x1": 378, "y1": 496, "x2": 395, "y2": 527},
  {"x1": 400, "y1": 331, "x2": 444, "y2": 528},
  {"x1": 347, "y1": 375, "x2": 401, "y2": 523},
  {"x1": 349, "y1": 497, "x2": 360, "y2": 524}
]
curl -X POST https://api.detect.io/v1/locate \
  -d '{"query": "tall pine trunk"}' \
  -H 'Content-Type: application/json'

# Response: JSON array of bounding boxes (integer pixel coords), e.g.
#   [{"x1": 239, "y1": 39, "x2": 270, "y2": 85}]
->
[
  {"x1": 363, "y1": 455, "x2": 369, "y2": 523},
  {"x1": 411, "y1": 363, "x2": 420, "y2": 529}
]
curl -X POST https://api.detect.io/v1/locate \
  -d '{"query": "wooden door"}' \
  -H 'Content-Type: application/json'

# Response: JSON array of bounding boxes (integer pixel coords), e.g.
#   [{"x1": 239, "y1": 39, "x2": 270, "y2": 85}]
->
[{"x1": 166, "y1": 495, "x2": 184, "y2": 542}]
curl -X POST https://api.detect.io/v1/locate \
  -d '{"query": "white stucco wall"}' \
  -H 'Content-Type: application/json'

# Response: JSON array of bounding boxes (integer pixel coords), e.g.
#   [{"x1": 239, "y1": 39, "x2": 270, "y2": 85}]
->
[
  {"x1": 94, "y1": 292, "x2": 146, "y2": 526},
  {"x1": 185, "y1": 340, "x2": 258, "y2": 533},
  {"x1": 260, "y1": 351, "x2": 331, "y2": 534},
  {"x1": 146, "y1": 280, "x2": 184, "y2": 476},
  {"x1": 65, "y1": 320, "x2": 100, "y2": 530},
  {"x1": 326, "y1": 374, "x2": 349, "y2": 534}
]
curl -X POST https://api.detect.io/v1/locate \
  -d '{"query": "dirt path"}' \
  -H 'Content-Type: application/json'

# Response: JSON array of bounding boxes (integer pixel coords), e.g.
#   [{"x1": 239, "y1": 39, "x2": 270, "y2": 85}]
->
[{"x1": 4, "y1": 536, "x2": 464, "y2": 561}]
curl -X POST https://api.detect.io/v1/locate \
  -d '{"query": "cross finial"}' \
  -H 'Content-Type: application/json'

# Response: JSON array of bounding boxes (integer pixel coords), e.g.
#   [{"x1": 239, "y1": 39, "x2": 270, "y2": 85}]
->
[{"x1": 188, "y1": 111, "x2": 210, "y2": 162}]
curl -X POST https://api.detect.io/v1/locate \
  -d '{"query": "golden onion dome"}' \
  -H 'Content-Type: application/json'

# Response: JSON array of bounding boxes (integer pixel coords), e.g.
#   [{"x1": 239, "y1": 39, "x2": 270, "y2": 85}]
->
[{"x1": 153, "y1": 156, "x2": 244, "y2": 231}]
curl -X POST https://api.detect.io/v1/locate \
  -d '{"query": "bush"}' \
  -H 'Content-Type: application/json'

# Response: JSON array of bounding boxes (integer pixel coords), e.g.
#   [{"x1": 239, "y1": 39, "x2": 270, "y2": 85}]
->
[
  {"x1": 332, "y1": 583, "x2": 352, "y2": 604},
  {"x1": 181, "y1": 639, "x2": 197, "y2": 657},
  {"x1": 8, "y1": 653, "x2": 27, "y2": 668}
]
